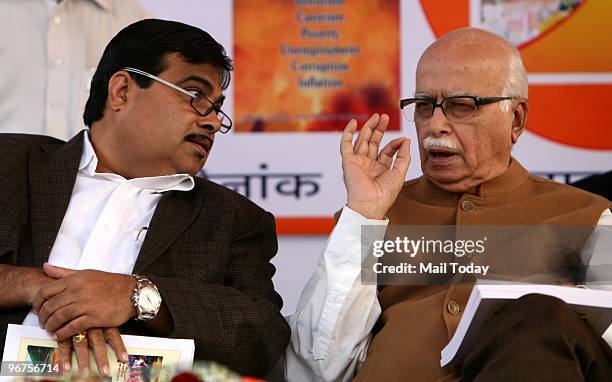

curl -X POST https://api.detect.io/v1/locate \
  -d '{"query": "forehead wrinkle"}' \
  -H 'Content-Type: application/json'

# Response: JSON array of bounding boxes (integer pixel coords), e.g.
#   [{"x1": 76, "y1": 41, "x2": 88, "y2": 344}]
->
[
  {"x1": 414, "y1": 91, "x2": 432, "y2": 98},
  {"x1": 448, "y1": 90, "x2": 475, "y2": 97},
  {"x1": 413, "y1": 90, "x2": 475, "y2": 100},
  {"x1": 417, "y1": 52, "x2": 509, "y2": 97}
]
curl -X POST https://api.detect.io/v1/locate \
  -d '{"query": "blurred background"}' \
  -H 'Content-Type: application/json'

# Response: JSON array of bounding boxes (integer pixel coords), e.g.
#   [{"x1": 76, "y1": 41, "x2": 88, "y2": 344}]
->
[{"x1": 1, "y1": 0, "x2": 610, "y2": 314}]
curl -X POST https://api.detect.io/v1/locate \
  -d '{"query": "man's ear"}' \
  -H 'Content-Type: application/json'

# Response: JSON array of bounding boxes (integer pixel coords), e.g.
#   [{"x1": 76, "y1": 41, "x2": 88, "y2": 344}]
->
[
  {"x1": 511, "y1": 99, "x2": 528, "y2": 144},
  {"x1": 107, "y1": 71, "x2": 131, "y2": 112}
]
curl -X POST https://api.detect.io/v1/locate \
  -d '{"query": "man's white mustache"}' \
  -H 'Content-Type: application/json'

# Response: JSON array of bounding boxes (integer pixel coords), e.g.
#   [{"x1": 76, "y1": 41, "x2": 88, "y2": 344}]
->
[{"x1": 423, "y1": 136, "x2": 460, "y2": 152}]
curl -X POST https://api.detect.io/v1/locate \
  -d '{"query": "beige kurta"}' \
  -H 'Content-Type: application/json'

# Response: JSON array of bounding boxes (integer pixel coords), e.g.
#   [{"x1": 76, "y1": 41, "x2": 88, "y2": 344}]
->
[{"x1": 354, "y1": 159, "x2": 611, "y2": 381}]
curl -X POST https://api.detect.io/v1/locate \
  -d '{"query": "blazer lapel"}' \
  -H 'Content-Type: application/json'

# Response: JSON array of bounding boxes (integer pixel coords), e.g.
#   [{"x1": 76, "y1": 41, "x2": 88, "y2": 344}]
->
[
  {"x1": 133, "y1": 187, "x2": 204, "y2": 273},
  {"x1": 29, "y1": 133, "x2": 84, "y2": 266},
  {"x1": 28, "y1": 131, "x2": 206, "y2": 272}
]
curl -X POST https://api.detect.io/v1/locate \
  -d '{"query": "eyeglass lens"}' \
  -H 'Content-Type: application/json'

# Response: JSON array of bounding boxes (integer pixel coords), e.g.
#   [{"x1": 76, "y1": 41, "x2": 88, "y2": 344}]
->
[
  {"x1": 402, "y1": 97, "x2": 477, "y2": 122},
  {"x1": 191, "y1": 96, "x2": 231, "y2": 129}
]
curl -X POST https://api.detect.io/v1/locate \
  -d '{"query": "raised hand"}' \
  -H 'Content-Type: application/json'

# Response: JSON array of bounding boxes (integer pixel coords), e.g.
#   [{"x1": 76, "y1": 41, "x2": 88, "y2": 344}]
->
[{"x1": 341, "y1": 113, "x2": 411, "y2": 220}]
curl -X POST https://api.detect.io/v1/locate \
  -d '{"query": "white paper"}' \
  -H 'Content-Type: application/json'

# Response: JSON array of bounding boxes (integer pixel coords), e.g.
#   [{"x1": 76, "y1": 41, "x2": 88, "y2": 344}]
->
[{"x1": 1, "y1": 324, "x2": 194, "y2": 381}]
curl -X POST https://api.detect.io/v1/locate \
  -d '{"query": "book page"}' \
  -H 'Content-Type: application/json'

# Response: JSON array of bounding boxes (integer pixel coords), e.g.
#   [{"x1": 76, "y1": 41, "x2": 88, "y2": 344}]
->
[{"x1": 1, "y1": 324, "x2": 194, "y2": 381}]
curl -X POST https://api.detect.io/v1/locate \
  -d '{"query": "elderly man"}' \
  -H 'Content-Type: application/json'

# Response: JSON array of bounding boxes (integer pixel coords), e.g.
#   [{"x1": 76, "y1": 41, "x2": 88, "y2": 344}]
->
[
  {"x1": 0, "y1": 19, "x2": 289, "y2": 377},
  {"x1": 286, "y1": 28, "x2": 612, "y2": 381}
]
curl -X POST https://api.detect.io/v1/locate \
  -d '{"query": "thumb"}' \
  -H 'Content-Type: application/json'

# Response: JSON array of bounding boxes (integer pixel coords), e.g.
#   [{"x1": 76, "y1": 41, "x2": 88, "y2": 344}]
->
[{"x1": 43, "y1": 263, "x2": 75, "y2": 279}]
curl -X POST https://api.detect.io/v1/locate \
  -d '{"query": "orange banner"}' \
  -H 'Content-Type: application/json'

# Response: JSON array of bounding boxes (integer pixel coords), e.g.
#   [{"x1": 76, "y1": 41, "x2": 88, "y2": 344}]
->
[
  {"x1": 234, "y1": 0, "x2": 400, "y2": 132},
  {"x1": 419, "y1": 0, "x2": 612, "y2": 149}
]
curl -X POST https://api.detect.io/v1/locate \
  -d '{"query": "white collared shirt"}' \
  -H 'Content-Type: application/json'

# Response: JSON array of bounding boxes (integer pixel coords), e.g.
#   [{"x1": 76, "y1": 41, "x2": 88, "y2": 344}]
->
[
  {"x1": 286, "y1": 207, "x2": 387, "y2": 382},
  {"x1": 0, "y1": 0, "x2": 149, "y2": 139},
  {"x1": 23, "y1": 132, "x2": 194, "y2": 325}
]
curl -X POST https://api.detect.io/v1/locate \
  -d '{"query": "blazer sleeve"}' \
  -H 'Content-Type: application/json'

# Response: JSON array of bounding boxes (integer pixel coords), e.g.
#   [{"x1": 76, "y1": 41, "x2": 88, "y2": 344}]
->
[{"x1": 147, "y1": 209, "x2": 290, "y2": 377}]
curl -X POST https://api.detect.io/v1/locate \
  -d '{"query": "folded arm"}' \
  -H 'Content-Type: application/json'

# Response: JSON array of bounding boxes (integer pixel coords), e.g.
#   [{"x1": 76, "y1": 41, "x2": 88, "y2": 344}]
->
[
  {"x1": 31, "y1": 210, "x2": 288, "y2": 377},
  {"x1": 146, "y1": 210, "x2": 290, "y2": 377},
  {"x1": 0, "y1": 264, "x2": 51, "y2": 309}
]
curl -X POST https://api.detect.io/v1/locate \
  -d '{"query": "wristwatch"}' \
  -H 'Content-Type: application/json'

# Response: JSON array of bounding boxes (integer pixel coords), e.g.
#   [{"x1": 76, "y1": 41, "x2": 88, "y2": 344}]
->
[{"x1": 132, "y1": 275, "x2": 162, "y2": 321}]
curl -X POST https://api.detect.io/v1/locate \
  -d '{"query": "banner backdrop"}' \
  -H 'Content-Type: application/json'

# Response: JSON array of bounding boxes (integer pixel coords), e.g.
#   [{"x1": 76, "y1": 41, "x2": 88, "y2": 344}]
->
[
  {"x1": 140, "y1": 0, "x2": 612, "y2": 234},
  {"x1": 234, "y1": 0, "x2": 400, "y2": 133}
]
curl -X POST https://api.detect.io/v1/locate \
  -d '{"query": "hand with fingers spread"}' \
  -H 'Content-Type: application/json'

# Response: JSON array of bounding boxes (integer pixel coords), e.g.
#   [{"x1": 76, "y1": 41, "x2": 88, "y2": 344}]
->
[
  {"x1": 57, "y1": 327, "x2": 128, "y2": 376},
  {"x1": 341, "y1": 113, "x2": 411, "y2": 220},
  {"x1": 32, "y1": 263, "x2": 137, "y2": 341}
]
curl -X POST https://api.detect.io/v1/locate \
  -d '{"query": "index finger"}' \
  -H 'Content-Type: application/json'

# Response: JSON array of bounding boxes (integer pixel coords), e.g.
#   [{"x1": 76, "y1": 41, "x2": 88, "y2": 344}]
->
[{"x1": 391, "y1": 138, "x2": 412, "y2": 176}]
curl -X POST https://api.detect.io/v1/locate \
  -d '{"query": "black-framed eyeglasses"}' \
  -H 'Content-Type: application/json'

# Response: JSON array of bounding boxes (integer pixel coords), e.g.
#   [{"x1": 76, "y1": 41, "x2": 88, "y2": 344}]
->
[
  {"x1": 400, "y1": 95, "x2": 514, "y2": 123},
  {"x1": 122, "y1": 67, "x2": 232, "y2": 133}
]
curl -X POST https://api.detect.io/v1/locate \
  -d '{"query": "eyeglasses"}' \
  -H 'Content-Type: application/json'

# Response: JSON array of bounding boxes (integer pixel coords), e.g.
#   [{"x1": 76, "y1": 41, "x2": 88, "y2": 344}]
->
[
  {"x1": 400, "y1": 95, "x2": 513, "y2": 123},
  {"x1": 122, "y1": 67, "x2": 232, "y2": 133}
]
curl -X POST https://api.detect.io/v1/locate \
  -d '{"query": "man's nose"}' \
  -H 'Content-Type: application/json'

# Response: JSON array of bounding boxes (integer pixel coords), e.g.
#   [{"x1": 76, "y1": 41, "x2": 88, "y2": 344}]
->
[
  {"x1": 425, "y1": 105, "x2": 452, "y2": 136},
  {"x1": 197, "y1": 111, "x2": 222, "y2": 133}
]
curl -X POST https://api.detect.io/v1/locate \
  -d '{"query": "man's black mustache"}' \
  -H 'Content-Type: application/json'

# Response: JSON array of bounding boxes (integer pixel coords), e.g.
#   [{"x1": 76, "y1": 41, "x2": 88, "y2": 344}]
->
[{"x1": 184, "y1": 133, "x2": 213, "y2": 149}]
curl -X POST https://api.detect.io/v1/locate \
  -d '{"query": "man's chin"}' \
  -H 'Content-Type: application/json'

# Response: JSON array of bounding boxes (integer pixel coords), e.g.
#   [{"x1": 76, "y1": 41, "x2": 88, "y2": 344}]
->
[
  {"x1": 424, "y1": 170, "x2": 474, "y2": 193},
  {"x1": 179, "y1": 160, "x2": 206, "y2": 177},
  {"x1": 191, "y1": 165, "x2": 205, "y2": 177},
  {"x1": 423, "y1": 164, "x2": 465, "y2": 182}
]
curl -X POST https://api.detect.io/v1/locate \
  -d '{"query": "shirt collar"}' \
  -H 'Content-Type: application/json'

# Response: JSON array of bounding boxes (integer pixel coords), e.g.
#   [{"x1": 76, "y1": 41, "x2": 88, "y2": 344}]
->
[
  {"x1": 79, "y1": 131, "x2": 195, "y2": 193},
  {"x1": 79, "y1": 131, "x2": 98, "y2": 175}
]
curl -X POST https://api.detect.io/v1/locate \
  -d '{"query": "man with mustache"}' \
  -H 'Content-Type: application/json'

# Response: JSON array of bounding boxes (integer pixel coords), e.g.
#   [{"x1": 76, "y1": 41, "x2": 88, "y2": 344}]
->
[
  {"x1": 286, "y1": 27, "x2": 612, "y2": 381},
  {"x1": 0, "y1": 19, "x2": 289, "y2": 378}
]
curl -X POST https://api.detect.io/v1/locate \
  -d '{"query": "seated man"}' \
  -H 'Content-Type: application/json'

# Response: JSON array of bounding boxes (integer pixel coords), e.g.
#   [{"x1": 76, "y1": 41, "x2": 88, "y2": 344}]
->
[
  {"x1": 0, "y1": 19, "x2": 289, "y2": 377},
  {"x1": 286, "y1": 27, "x2": 612, "y2": 381}
]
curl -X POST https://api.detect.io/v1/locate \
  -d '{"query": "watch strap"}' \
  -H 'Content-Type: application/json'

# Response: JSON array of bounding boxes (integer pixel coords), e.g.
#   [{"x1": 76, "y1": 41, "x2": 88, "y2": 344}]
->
[{"x1": 132, "y1": 274, "x2": 161, "y2": 321}]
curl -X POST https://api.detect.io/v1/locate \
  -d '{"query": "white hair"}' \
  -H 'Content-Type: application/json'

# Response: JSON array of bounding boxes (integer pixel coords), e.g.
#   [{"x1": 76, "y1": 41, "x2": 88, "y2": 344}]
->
[
  {"x1": 423, "y1": 136, "x2": 460, "y2": 152},
  {"x1": 500, "y1": 47, "x2": 528, "y2": 112}
]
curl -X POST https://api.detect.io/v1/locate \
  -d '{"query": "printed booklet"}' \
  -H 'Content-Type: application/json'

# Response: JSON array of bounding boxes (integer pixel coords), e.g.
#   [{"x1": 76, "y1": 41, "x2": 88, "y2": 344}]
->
[
  {"x1": 1, "y1": 324, "x2": 194, "y2": 381},
  {"x1": 441, "y1": 281, "x2": 612, "y2": 367}
]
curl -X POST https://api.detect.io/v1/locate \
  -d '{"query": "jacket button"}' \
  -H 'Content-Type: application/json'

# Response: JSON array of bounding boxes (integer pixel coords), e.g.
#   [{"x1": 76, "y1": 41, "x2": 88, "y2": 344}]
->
[
  {"x1": 461, "y1": 200, "x2": 475, "y2": 212},
  {"x1": 447, "y1": 300, "x2": 460, "y2": 315}
]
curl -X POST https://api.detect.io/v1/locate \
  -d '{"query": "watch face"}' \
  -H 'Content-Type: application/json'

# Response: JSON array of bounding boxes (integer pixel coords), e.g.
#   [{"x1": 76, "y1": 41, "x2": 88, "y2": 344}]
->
[{"x1": 139, "y1": 286, "x2": 162, "y2": 312}]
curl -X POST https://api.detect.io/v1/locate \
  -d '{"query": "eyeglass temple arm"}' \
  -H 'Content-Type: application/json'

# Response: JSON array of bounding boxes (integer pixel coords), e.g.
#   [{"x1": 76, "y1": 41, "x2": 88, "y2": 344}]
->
[{"x1": 122, "y1": 67, "x2": 197, "y2": 99}]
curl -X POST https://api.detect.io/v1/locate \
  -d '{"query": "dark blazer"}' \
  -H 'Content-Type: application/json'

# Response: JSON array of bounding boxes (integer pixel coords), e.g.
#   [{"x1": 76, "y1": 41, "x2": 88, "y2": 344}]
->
[
  {"x1": 0, "y1": 132, "x2": 290, "y2": 376},
  {"x1": 571, "y1": 170, "x2": 612, "y2": 201}
]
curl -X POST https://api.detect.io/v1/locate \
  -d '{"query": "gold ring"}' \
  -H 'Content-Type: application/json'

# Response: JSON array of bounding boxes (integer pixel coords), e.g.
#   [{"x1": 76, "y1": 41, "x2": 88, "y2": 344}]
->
[{"x1": 71, "y1": 332, "x2": 87, "y2": 344}]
